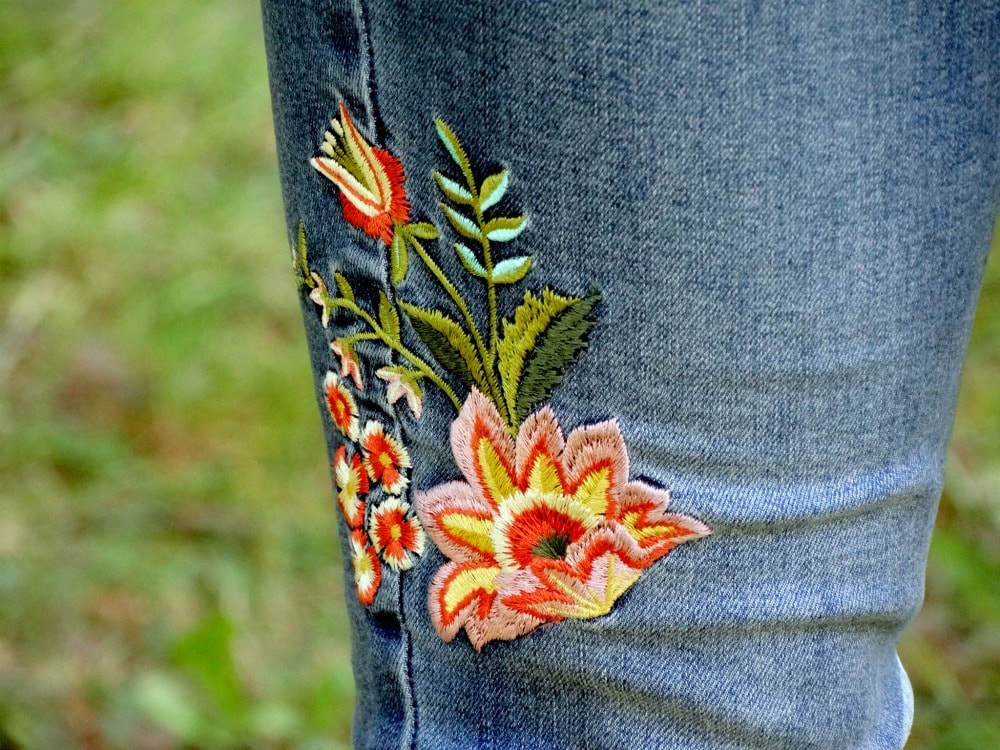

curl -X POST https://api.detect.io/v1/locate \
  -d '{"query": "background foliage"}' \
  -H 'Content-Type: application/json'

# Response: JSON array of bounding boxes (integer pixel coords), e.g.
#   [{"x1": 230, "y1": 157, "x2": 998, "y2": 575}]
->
[{"x1": 0, "y1": 2, "x2": 996, "y2": 747}]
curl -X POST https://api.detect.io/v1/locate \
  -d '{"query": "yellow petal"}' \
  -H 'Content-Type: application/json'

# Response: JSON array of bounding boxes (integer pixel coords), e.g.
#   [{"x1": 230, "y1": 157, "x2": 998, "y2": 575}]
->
[
  {"x1": 440, "y1": 511, "x2": 495, "y2": 556},
  {"x1": 441, "y1": 565, "x2": 500, "y2": 617},
  {"x1": 475, "y1": 436, "x2": 515, "y2": 503},
  {"x1": 572, "y1": 466, "x2": 611, "y2": 517},
  {"x1": 526, "y1": 453, "x2": 565, "y2": 495}
]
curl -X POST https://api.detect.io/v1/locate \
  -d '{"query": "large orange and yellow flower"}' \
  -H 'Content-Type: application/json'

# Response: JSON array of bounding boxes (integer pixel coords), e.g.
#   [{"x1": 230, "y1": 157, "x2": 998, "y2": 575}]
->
[
  {"x1": 310, "y1": 102, "x2": 410, "y2": 244},
  {"x1": 416, "y1": 390, "x2": 711, "y2": 650}
]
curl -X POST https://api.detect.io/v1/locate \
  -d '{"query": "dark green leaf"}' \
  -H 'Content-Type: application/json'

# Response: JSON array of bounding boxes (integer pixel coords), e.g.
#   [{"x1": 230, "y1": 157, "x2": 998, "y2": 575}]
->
[
  {"x1": 514, "y1": 288, "x2": 600, "y2": 423},
  {"x1": 399, "y1": 301, "x2": 486, "y2": 392}
]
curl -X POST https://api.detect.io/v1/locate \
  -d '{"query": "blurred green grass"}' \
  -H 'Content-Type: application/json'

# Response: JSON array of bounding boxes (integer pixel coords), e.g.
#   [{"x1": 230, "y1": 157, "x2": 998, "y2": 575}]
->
[{"x1": 0, "y1": 2, "x2": 996, "y2": 747}]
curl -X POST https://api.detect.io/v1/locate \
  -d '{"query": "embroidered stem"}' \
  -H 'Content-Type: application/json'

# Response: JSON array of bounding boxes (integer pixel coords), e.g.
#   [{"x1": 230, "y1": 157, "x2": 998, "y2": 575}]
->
[
  {"x1": 406, "y1": 233, "x2": 505, "y2": 413},
  {"x1": 472, "y1": 201, "x2": 500, "y2": 375},
  {"x1": 328, "y1": 298, "x2": 462, "y2": 410}
]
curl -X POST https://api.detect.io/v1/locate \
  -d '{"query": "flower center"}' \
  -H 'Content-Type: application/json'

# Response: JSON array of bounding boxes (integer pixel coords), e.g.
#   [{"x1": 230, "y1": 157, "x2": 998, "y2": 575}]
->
[
  {"x1": 379, "y1": 451, "x2": 393, "y2": 468},
  {"x1": 492, "y1": 489, "x2": 599, "y2": 573},
  {"x1": 390, "y1": 525, "x2": 403, "y2": 541},
  {"x1": 531, "y1": 532, "x2": 571, "y2": 560}
]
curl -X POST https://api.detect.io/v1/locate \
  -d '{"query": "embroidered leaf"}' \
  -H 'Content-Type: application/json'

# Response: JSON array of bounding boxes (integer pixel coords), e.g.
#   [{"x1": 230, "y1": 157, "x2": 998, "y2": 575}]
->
[
  {"x1": 497, "y1": 289, "x2": 600, "y2": 424},
  {"x1": 497, "y1": 289, "x2": 576, "y2": 420},
  {"x1": 399, "y1": 301, "x2": 487, "y2": 392},
  {"x1": 484, "y1": 216, "x2": 526, "y2": 243},
  {"x1": 333, "y1": 272, "x2": 355, "y2": 304},
  {"x1": 514, "y1": 289, "x2": 600, "y2": 422},
  {"x1": 479, "y1": 170, "x2": 508, "y2": 211},
  {"x1": 378, "y1": 292, "x2": 400, "y2": 340},
  {"x1": 434, "y1": 172, "x2": 474, "y2": 205},
  {"x1": 441, "y1": 204, "x2": 482, "y2": 241},
  {"x1": 409, "y1": 221, "x2": 441, "y2": 240},
  {"x1": 454, "y1": 243, "x2": 488, "y2": 278},
  {"x1": 491, "y1": 256, "x2": 532, "y2": 285},
  {"x1": 434, "y1": 119, "x2": 473, "y2": 178},
  {"x1": 295, "y1": 221, "x2": 310, "y2": 280},
  {"x1": 390, "y1": 227, "x2": 408, "y2": 284}
]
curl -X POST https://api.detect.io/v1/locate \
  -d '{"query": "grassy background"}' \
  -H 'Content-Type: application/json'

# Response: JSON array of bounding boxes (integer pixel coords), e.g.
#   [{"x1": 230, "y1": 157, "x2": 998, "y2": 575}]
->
[{"x1": 0, "y1": 2, "x2": 996, "y2": 747}]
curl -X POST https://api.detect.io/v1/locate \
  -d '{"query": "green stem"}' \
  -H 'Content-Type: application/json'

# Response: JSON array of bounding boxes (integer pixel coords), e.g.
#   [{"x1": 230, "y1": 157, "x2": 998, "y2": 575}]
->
[
  {"x1": 472, "y1": 201, "x2": 505, "y2": 422},
  {"x1": 407, "y1": 234, "x2": 504, "y2": 410},
  {"x1": 328, "y1": 297, "x2": 462, "y2": 411},
  {"x1": 341, "y1": 331, "x2": 380, "y2": 345}
]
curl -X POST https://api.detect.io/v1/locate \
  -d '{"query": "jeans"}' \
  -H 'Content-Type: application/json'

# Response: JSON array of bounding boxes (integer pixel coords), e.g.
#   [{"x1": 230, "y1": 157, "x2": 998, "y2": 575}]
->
[{"x1": 260, "y1": 1, "x2": 1000, "y2": 747}]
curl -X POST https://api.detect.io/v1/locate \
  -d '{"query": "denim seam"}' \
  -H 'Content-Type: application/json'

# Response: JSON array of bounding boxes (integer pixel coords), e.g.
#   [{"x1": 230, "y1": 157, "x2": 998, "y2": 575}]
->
[{"x1": 352, "y1": 0, "x2": 420, "y2": 745}]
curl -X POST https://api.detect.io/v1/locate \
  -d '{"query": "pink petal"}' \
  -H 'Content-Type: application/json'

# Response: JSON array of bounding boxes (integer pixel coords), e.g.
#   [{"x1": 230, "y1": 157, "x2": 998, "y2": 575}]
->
[
  {"x1": 514, "y1": 405, "x2": 565, "y2": 487},
  {"x1": 416, "y1": 481, "x2": 497, "y2": 563}
]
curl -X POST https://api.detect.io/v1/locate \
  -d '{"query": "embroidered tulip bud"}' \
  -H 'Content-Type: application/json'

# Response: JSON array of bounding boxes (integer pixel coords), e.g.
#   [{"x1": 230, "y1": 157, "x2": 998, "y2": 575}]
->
[{"x1": 310, "y1": 102, "x2": 411, "y2": 244}]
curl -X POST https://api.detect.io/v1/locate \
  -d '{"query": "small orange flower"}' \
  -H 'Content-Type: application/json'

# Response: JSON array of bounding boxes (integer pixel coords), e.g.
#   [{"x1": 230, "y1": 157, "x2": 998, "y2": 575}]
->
[
  {"x1": 310, "y1": 102, "x2": 410, "y2": 244},
  {"x1": 334, "y1": 445, "x2": 368, "y2": 528},
  {"x1": 368, "y1": 498, "x2": 425, "y2": 571},
  {"x1": 349, "y1": 529, "x2": 381, "y2": 606},
  {"x1": 323, "y1": 372, "x2": 359, "y2": 440},
  {"x1": 360, "y1": 420, "x2": 411, "y2": 495}
]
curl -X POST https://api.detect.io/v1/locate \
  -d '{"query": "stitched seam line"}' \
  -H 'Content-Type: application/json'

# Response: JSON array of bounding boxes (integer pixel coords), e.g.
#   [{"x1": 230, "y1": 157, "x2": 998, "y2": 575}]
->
[{"x1": 351, "y1": 0, "x2": 419, "y2": 745}]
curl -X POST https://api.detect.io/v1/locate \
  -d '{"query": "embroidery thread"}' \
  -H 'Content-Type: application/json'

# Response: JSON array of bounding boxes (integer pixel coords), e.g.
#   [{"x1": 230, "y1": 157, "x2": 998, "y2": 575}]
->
[{"x1": 299, "y1": 105, "x2": 710, "y2": 640}]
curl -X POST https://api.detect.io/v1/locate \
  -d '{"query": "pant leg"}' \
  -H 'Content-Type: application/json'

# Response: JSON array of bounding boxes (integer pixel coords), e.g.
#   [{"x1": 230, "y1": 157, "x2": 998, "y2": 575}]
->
[{"x1": 261, "y1": 2, "x2": 1000, "y2": 748}]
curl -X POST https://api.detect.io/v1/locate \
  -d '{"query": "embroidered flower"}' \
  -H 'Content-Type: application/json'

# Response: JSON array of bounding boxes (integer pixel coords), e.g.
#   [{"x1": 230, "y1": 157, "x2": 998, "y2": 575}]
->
[
  {"x1": 360, "y1": 420, "x2": 411, "y2": 495},
  {"x1": 309, "y1": 272, "x2": 333, "y2": 327},
  {"x1": 376, "y1": 367, "x2": 423, "y2": 419},
  {"x1": 349, "y1": 529, "x2": 381, "y2": 606},
  {"x1": 323, "y1": 372, "x2": 359, "y2": 441},
  {"x1": 310, "y1": 102, "x2": 410, "y2": 245},
  {"x1": 332, "y1": 340, "x2": 364, "y2": 390},
  {"x1": 368, "y1": 497, "x2": 425, "y2": 571},
  {"x1": 334, "y1": 445, "x2": 368, "y2": 528},
  {"x1": 417, "y1": 390, "x2": 711, "y2": 649}
]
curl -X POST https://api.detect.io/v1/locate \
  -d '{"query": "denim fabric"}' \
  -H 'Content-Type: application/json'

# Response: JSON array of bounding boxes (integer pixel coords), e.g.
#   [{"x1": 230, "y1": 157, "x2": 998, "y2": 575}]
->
[{"x1": 261, "y1": 1, "x2": 1000, "y2": 748}]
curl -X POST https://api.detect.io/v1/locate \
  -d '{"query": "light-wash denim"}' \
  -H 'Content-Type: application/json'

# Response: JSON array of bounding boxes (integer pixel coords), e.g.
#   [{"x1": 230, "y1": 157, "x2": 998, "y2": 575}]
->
[{"x1": 261, "y1": 2, "x2": 1000, "y2": 748}]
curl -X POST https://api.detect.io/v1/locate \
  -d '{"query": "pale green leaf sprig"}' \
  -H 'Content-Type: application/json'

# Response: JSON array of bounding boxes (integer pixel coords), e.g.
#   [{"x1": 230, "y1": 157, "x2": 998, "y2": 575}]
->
[
  {"x1": 391, "y1": 119, "x2": 600, "y2": 433},
  {"x1": 298, "y1": 113, "x2": 600, "y2": 433}
]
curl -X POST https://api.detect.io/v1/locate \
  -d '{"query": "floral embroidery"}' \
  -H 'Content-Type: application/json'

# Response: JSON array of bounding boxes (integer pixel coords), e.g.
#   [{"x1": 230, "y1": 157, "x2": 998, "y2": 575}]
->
[
  {"x1": 361, "y1": 420, "x2": 411, "y2": 495},
  {"x1": 369, "y1": 497, "x2": 426, "y2": 572},
  {"x1": 298, "y1": 104, "x2": 710, "y2": 643},
  {"x1": 323, "y1": 371, "x2": 359, "y2": 441},
  {"x1": 334, "y1": 445, "x2": 368, "y2": 528},
  {"x1": 416, "y1": 391, "x2": 710, "y2": 648},
  {"x1": 332, "y1": 339, "x2": 364, "y2": 390},
  {"x1": 376, "y1": 366, "x2": 423, "y2": 418},
  {"x1": 310, "y1": 102, "x2": 410, "y2": 245},
  {"x1": 349, "y1": 529, "x2": 382, "y2": 606}
]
